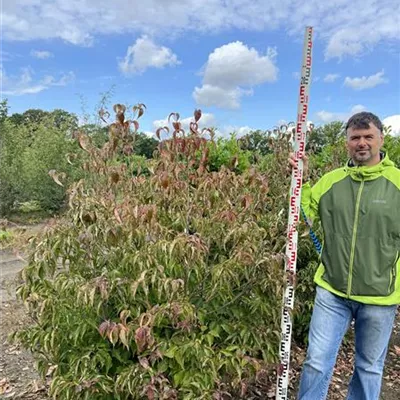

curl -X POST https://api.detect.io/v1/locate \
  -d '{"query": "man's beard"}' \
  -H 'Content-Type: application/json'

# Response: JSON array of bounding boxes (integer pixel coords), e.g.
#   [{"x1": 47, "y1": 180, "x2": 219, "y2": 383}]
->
[{"x1": 353, "y1": 149, "x2": 372, "y2": 165}]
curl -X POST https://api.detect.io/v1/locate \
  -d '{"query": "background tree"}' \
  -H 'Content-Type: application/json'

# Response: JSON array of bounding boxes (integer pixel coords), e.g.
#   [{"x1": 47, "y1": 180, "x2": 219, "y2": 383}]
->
[
  {"x1": 133, "y1": 132, "x2": 159, "y2": 159},
  {"x1": 306, "y1": 121, "x2": 344, "y2": 153},
  {"x1": 238, "y1": 129, "x2": 272, "y2": 157}
]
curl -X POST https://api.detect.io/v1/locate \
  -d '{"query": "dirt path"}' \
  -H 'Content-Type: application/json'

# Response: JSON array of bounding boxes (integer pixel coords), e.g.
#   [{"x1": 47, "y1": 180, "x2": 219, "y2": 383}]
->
[
  {"x1": 0, "y1": 250, "x2": 26, "y2": 303},
  {"x1": 0, "y1": 222, "x2": 399, "y2": 399},
  {"x1": 1, "y1": 222, "x2": 47, "y2": 303},
  {"x1": 0, "y1": 222, "x2": 49, "y2": 398},
  {"x1": 0, "y1": 300, "x2": 49, "y2": 399}
]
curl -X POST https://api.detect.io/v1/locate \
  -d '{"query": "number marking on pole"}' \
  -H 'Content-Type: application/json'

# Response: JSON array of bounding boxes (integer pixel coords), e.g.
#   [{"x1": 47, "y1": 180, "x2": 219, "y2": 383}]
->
[{"x1": 276, "y1": 26, "x2": 313, "y2": 400}]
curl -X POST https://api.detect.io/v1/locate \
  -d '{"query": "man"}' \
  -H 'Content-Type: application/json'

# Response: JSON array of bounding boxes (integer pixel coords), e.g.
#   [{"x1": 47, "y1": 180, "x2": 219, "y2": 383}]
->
[{"x1": 288, "y1": 111, "x2": 399, "y2": 400}]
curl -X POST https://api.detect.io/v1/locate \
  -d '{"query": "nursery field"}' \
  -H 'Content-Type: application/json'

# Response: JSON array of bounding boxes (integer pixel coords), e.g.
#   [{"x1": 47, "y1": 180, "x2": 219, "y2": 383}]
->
[{"x1": 0, "y1": 102, "x2": 399, "y2": 399}]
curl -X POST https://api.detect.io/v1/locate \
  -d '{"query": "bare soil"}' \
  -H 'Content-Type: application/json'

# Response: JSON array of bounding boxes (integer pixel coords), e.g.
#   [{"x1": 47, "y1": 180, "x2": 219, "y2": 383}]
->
[{"x1": 0, "y1": 222, "x2": 399, "y2": 399}]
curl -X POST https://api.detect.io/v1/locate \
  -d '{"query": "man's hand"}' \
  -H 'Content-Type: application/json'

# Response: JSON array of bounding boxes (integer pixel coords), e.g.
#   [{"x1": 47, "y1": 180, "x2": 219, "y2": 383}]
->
[{"x1": 288, "y1": 152, "x2": 309, "y2": 182}]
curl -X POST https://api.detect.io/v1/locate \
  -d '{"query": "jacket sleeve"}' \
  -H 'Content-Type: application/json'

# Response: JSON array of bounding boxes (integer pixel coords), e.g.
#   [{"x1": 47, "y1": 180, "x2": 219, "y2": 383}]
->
[{"x1": 301, "y1": 180, "x2": 321, "y2": 228}]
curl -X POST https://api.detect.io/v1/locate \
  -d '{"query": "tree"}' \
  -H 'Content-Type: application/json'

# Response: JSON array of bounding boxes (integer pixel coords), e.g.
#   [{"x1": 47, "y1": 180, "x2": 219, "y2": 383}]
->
[
  {"x1": 50, "y1": 109, "x2": 79, "y2": 131},
  {"x1": 306, "y1": 121, "x2": 345, "y2": 153},
  {"x1": 79, "y1": 124, "x2": 109, "y2": 148},
  {"x1": 9, "y1": 109, "x2": 48, "y2": 126},
  {"x1": 8, "y1": 108, "x2": 78, "y2": 132},
  {"x1": 0, "y1": 99, "x2": 9, "y2": 122},
  {"x1": 134, "y1": 132, "x2": 159, "y2": 159},
  {"x1": 237, "y1": 129, "x2": 272, "y2": 156},
  {"x1": 0, "y1": 120, "x2": 31, "y2": 214}
]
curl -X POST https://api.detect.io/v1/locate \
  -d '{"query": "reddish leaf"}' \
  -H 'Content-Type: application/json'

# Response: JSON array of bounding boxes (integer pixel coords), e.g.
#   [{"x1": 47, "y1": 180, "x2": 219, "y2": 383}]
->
[
  {"x1": 156, "y1": 126, "x2": 169, "y2": 140},
  {"x1": 194, "y1": 109, "x2": 202, "y2": 122},
  {"x1": 110, "y1": 171, "x2": 119, "y2": 184},
  {"x1": 113, "y1": 104, "x2": 126, "y2": 115},
  {"x1": 123, "y1": 144, "x2": 133, "y2": 155},
  {"x1": 146, "y1": 385, "x2": 155, "y2": 400},
  {"x1": 132, "y1": 103, "x2": 146, "y2": 119},
  {"x1": 168, "y1": 112, "x2": 180, "y2": 123},
  {"x1": 161, "y1": 173, "x2": 169, "y2": 189},
  {"x1": 98, "y1": 321, "x2": 110, "y2": 337},
  {"x1": 190, "y1": 122, "x2": 198, "y2": 134},
  {"x1": 99, "y1": 108, "x2": 110, "y2": 123},
  {"x1": 132, "y1": 120, "x2": 139, "y2": 132},
  {"x1": 135, "y1": 327, "x2": 149, "y2": 353},
  {"x1": 139, "y1": 357, "x2": 150, "y2": 370},
  {"x1": 280, "y1": 124, "x2": 288, "y2": 134},
  {"x1": 241, "y1": 194, "x2": 252, "y2": 210},
  {"x1": 172, "y1": 121, "x2": 181, "y2": 132}
]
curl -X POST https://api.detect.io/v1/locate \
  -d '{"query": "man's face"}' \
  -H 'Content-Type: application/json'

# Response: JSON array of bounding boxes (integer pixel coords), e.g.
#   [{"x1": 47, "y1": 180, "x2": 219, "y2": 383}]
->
[{"x1": 346, "y1": 122, "x2": 384, "y2": 166}]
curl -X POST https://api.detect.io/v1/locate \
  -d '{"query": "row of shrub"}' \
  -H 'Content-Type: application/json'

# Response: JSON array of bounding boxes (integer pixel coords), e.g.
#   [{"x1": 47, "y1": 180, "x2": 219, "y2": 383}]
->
[{"x1": 2, "y1": 99, "x2": 399, "y2": 218}]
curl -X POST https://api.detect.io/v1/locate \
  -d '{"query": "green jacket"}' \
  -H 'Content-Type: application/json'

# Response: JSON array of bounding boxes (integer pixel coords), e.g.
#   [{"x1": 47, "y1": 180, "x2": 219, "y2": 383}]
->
[{"x1": 301, "y1": 152, "x2": 400, "y2": 306}]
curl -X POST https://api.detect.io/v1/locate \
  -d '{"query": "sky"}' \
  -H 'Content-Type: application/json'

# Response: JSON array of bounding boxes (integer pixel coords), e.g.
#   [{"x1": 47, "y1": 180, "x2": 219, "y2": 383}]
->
[{"x1": 1, "y1": 0, "x2": 400, "y2": 137}]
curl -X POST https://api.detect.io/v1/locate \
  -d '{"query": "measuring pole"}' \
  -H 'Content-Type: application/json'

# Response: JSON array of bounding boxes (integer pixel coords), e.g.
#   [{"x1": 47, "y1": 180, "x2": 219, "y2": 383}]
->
[{"x1": 276, "y1": 26, "x2": 313, "y2": 400}]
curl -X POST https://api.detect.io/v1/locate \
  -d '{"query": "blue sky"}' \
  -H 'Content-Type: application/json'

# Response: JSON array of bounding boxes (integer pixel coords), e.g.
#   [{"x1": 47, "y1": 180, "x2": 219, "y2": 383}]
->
[{"x1": 1, "y1": 0, "x2": 400, "y2": 137}]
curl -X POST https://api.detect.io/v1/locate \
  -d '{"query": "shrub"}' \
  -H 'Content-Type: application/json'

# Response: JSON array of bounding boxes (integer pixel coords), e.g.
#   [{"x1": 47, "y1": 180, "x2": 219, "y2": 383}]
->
[
  {"x1": 19, "y1": 119, "x2": 82, "y2": 212},
  {"x1": 13, "y1": 105, "x2": 299, "y2": 399},
  {"x1": 0, "y1": 120, "x2": 30, "y2": 215},
  {"x1": 0, "y1": 117, "x2": 83, "y2": 215},
  {"x1": 206, "y1": 134, "x2": 253, "y2": 173}
]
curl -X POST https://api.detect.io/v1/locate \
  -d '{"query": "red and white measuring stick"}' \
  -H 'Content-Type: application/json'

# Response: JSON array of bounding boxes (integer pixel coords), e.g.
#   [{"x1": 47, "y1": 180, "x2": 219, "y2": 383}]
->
[{"x1": 275, "y1": 26, "x2": 313, "y2": 400}]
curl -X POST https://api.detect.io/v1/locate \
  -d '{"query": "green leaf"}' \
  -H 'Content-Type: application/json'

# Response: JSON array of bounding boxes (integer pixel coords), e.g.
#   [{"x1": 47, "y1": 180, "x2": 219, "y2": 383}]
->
[{"x1": 173, "y1": 370, "x2": 186, "y2": 386}]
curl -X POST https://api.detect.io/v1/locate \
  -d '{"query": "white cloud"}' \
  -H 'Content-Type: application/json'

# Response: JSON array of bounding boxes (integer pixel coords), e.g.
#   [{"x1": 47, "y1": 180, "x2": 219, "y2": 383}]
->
[
  {"x1": 193, "y1": 85, "x2": 253, "y2": 110},
  {"x1": 118, "y1": 35, "x2": 180, "y2": 75},
  {"x1": 30, "y1": 50, "x2": 53, "y2": 59},
  {"x1": 315, "y1": 105, "x2": 367, "y2": 123},
  {"x1": 344, "y1": 70, "x2": 388, "y2": 90},
  {"x1": 2, "y1": 1, "x2": 399, "y2": 60},
  {"x1": 201, "y1": 42, "x2": 278, "y2": 89},
  {"x1": 324, "y1": 73, "x2": 340, "y2": 83},
  {"x1": 193, "y1": 41, "x2": 278, "y2": 109},
  {"x1": 316, "y1": 111, "x2": 334, "y2": 123},
  {"x1": 2, "y1": 67, "x2": 75, "y2": 96},
  {"x1": 324, "y1": 18, "x2": 400, "y2": 60},
  {"x1": 217, "y1": 125, "x2": 254, "y2": 138},
  {"x1": 0, "y1": 50, "x2": 19, "y2": 62},
  {"x1": 383, "y1": 115, "x2": 400, "y2": 136}
]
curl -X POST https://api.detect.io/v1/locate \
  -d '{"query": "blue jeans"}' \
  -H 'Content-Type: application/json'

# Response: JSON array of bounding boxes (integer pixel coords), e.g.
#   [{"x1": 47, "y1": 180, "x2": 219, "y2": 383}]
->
[{"x1": 298, "y1": 286, "x2": 397, "y2": 400}]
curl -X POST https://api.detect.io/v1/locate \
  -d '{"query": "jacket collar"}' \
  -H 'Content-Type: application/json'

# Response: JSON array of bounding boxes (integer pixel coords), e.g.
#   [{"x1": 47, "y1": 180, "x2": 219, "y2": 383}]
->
[{"x1": 345, "y1": 151, "x2": 394, "y2": 181}]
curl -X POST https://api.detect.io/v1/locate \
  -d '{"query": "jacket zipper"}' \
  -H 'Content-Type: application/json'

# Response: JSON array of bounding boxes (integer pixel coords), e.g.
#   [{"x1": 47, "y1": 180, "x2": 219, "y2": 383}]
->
[{"x1": 347, "y1": 176, "x2": 365, "y2": 298}]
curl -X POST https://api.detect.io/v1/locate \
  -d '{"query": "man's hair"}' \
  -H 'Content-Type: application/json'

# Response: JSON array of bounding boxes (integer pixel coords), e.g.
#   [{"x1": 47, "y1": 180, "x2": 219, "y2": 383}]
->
[{"x1": 345, "y1": 111, "x2": 383, "y2": 133}]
